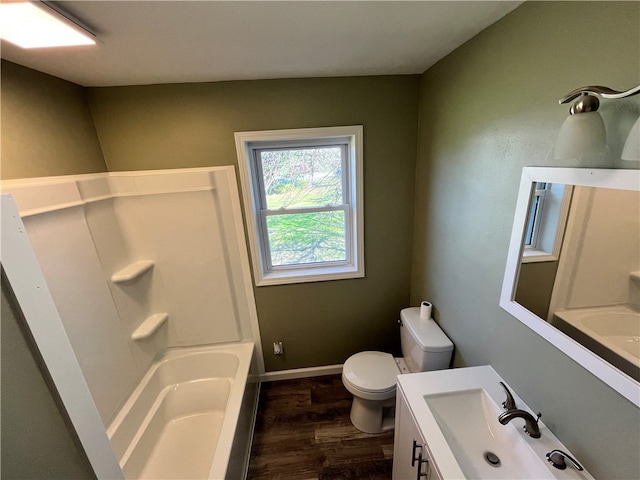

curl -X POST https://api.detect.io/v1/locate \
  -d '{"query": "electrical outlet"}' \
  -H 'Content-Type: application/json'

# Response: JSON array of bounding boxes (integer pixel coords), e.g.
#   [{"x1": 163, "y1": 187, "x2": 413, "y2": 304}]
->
[{"x1": 273, "y1": 341, "x2": 284, "y2": 355}]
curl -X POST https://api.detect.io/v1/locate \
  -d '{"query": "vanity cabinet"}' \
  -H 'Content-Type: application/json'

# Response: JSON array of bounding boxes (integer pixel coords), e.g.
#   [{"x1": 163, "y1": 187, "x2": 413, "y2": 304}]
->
[{"x1": 393, "y1": 388, "x2": 441, "y2": 480}]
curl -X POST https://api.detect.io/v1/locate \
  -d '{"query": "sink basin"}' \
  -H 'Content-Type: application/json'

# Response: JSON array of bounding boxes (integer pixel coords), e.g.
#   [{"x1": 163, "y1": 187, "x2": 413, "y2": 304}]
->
[
  {"x1": 397, "y1": 365, "x2": 593, "y2": 479},
  {"x1": 425, "y1": 389, "x2": 552, "y2": 479}
]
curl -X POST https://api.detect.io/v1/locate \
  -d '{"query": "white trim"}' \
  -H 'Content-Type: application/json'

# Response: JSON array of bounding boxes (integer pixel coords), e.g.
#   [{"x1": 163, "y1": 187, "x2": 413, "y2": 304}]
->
[
  {"x1": 260, "y1": 364, "x2": 344, "y2": 382},
  {"x1": 1, "y1": 195, "x2": 124, "y2": 479},
  {"x1": 500, "y1": 167, "x2": 640, "y2": 407},
  {"x1": 235, "y1": 126, "x2": 365, "y2": 286}
]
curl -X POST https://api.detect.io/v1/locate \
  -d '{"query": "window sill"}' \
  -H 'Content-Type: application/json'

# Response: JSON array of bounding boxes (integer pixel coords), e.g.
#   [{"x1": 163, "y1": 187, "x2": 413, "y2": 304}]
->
[
  {"x1": 521, "y1": 248, "x2": 558, "y2": 263},
  {"x1": 256, "y1": 265, "x2": 364, "y2": 286}
]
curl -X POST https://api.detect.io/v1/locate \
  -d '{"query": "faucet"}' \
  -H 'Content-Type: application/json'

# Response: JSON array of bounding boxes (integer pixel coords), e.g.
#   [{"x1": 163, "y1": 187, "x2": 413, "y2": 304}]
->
[
  {"x1": 499, "y1": 382, "x2": 516, "y2": 410},
  {"x1": 498, "y1": 409, "x2": 542, "y2": 438}
]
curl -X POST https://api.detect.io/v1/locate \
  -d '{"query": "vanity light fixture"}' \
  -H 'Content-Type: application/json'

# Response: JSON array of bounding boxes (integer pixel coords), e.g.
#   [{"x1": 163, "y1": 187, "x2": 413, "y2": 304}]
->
[
  {"x1": 0, "y1": 1, "x2": 95, "y2": 49},
  {"x1": 553, "y1": 84, "x2": 640, "y2": 162}
]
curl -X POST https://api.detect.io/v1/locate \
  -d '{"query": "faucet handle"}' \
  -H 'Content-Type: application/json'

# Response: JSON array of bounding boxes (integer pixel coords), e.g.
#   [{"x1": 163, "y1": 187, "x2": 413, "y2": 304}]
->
[
  {"x1": 499, "y1": 382, "x2": 516, "y2": 410},
  {"x1": 546, "y1": 449, "x2": 584, "y2": 471}
]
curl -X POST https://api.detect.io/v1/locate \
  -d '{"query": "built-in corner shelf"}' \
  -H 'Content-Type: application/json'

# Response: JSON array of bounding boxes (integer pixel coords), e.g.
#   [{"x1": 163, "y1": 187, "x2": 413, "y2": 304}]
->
[
  {"x1": 111, "y1": 260, "x2": 155, "y2": 283},
  {"x1": 131, "y1": 313, "x2": 169, "y2": 341},
  {"x1": 630, "y1": 271, "x2": 640, "y2": 283}
]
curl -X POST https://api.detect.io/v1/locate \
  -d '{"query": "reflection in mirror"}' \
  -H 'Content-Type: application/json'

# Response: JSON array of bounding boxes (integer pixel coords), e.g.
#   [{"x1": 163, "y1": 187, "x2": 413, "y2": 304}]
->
[
  {"x1": 501, "y1": 168, "x2": 640, "y2": 406},
  {"x1": 515, "y1": 182, "x2": 572, "y2": 319}
]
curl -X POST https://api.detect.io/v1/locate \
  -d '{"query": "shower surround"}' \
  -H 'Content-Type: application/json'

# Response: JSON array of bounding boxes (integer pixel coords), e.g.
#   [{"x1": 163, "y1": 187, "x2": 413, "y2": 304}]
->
[{"x1": 1, "y1": 166, "x2": 263, "y2": 479}]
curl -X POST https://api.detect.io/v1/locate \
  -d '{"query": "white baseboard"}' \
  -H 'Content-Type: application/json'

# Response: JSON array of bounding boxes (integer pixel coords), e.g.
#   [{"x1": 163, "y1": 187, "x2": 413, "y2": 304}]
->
[{"x1": 260, "y1": 364, "x2": 343, "y2": 382}]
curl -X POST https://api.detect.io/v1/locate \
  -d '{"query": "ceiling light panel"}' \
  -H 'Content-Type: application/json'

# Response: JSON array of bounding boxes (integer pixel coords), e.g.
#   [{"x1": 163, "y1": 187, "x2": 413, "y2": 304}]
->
[{"x1": 0, "y1": 2, "x2": 95, "y2": 49}]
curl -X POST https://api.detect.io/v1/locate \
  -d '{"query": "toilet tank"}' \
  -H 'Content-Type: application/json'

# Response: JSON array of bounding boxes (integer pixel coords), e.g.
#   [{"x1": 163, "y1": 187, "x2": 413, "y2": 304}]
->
[{"x1": 400, "y1": 307, "x2": 453, "y2": 373}]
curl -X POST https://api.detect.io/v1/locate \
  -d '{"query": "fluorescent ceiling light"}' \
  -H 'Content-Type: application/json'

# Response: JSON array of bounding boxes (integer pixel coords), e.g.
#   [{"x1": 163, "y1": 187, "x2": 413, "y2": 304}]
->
[{"x1": 0, "y1": 2, "x2": 95, "y2": 48}]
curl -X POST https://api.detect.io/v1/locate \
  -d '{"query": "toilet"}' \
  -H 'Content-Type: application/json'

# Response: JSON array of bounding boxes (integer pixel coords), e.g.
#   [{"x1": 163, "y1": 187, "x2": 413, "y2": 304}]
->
[{"x1": 341, "y1": 307, "x2": 453, "y2": 433}]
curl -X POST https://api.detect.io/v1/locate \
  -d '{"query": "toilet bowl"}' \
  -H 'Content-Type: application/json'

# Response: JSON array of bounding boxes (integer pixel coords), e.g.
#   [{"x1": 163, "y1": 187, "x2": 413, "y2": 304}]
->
[
  {"x1": 342, "y1": 307, "x2": 453, "y2": 433},
  {"x1": 342, "y1": 351, "x2": 399, "y2": 433}
]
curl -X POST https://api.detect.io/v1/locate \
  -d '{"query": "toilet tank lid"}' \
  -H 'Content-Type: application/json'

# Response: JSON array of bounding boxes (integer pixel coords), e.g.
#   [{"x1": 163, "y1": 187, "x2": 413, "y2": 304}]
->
[{"x1": 401, "y1": 307, "x2": 453, "y2": 352}]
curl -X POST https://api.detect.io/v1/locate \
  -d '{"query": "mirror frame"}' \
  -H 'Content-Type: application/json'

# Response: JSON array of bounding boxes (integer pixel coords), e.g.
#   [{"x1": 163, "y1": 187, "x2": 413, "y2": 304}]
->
[{"x1": 500, "y1": 167, "x2": 640, "y2": 406}]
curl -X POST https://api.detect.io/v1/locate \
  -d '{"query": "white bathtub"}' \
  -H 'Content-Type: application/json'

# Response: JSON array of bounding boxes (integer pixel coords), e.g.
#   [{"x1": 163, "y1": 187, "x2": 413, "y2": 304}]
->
[
  {"x1": 107, "y1": 342, "x2": 258, "y2": 479},
  {"x1": 553, "y1": 305, "x2": 640, "y2": 381}
]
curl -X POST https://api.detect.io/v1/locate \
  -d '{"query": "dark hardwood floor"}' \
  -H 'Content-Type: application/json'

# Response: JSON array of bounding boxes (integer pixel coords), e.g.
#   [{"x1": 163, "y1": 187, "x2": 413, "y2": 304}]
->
[{"x1": 247, "y1": 374, "x2": 394, "y2": 479}]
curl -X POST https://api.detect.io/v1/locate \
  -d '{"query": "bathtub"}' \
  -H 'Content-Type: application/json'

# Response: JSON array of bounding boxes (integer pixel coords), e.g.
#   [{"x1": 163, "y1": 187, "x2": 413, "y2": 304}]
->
[
  {"x1": 107, "y1": 342, "x2": 258, "y2": 479},
  {"x1": 552, "y1": 305, "x2": 640, "y2": 381}
]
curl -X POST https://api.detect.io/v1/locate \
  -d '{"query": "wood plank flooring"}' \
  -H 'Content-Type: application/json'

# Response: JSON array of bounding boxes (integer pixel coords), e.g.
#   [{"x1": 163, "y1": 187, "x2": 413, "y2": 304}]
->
[{"x1": 247, "y1": 374, "x2": 394, "y2": 479}]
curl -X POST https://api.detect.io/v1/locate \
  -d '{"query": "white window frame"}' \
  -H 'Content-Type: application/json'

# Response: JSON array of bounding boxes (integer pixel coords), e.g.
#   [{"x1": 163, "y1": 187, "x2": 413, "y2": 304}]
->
[
  {"x1": 521, "y1": 182, "x2": 572, "y2": 263},
  {"x1": 523, "y1": 182, "x2": 550, "y2": 250},
  {"x1": 234, "y1": 126, "x2": 364, "y2": 286}
]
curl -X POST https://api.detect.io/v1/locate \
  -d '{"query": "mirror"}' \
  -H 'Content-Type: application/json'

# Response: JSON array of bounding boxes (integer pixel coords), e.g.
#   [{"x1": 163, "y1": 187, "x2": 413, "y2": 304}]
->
[{"x1": 500, "y1": 167, "x2": 640, "y2": 406}]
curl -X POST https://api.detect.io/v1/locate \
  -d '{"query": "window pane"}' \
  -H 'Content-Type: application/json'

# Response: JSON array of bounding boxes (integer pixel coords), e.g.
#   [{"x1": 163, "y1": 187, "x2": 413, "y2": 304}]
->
[
  {"x1": 266, "y1": 211, "x2": 346, "y2": 266},
  {"x1": 524, "y1": 196, "x2": 540, "y2": 246},
  {"x1": 259, "y1": 147, "x2": 343, "y2": 210}
]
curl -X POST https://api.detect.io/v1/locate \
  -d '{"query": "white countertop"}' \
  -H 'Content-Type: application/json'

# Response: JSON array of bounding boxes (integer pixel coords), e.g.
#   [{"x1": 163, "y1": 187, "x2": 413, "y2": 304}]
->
[{"x1": 397, "y1": 365, "x2": 594, "y2": 480}]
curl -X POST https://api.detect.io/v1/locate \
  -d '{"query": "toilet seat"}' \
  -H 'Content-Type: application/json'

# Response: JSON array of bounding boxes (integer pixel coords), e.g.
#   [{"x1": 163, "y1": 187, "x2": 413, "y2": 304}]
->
[{"x1": 342, "y1": 351, "x2": 398, "y2": 399}]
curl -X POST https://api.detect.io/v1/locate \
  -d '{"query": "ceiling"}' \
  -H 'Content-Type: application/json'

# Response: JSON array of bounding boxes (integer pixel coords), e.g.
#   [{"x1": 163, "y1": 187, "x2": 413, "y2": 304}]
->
[{"x1": 1, "y1": 1, "x2": 522, "y2": 87}]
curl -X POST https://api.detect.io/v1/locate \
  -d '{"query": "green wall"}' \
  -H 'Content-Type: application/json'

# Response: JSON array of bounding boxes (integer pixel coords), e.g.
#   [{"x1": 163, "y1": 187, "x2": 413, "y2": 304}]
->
[
  {"x1": 86, "y1": 76, "x2": 420, "y2": 370},
  {"x1": 411, "y1": 2, "x2": 639, "y2": 478},
  {"x1": 515, "y1": 261, "x2": 559, "y2": 319},
  {"x1": 0, "y1": 60, "x2": 107, "y2": 179},
  {"x1": 1, "y1": 277, "x2": 96, "y2": 479}
]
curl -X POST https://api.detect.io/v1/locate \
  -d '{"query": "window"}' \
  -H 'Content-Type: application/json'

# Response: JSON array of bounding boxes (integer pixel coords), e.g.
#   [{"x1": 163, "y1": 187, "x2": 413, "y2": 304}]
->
[
  {"x1": 235, "y1": 126, "x2": 364, "y2": 286},
  {"x1": 522, "y1": 182, "x2": 572, "y2": 263},
  {"x1": 524, "y1": 182, "x2": 550, "y2": 248}
]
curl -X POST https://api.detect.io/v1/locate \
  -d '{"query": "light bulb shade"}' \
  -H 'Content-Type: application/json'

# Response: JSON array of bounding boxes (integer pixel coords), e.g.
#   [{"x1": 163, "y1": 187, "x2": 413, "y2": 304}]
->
[
  {"x1": 553, "y1": 111, "x2": 606, "y2": 162},
  {"x1": 622, "y1": 116, "x2": 640, "y2": 162}
]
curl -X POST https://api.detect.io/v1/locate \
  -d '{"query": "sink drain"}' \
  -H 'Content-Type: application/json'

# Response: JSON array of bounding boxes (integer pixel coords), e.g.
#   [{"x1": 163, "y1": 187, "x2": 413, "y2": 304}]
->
[{"x1": 484, "y1": 451, "x2": 501, "y2": 467}]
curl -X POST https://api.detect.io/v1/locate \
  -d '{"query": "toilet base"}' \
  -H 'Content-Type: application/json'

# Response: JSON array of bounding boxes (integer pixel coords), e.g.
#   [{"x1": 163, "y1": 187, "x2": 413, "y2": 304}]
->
[{"x1": 349, "y1": 395, "x2": 396, "y2": 434}]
